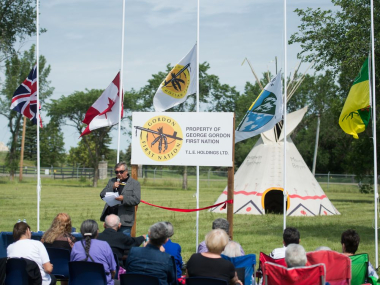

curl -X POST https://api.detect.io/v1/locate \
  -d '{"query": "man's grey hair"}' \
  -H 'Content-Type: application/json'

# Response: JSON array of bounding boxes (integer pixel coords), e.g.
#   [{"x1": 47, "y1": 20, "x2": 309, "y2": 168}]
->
[
  {"x1": 212, "y1": 218, "x2": 229, "y2": 235},
  {"x1": 315, "y1": 246, "x2": 331, "y2": 251},
  {"x1": 115, "y1": 161, "x2": 128, "y2": 171},
  {"x1": 222, "y1": 241, "x2": 242, "y2": 258},
  {"x1": 285, "y1": 244, "x2": 307, "y2": 268},
  {"x1": 105, "y1": 214, "x2": 120, "y2": 229},
  {"x1": 164, "y1": 221, "x2": 174, "y2": 238},
  {"x1": 149, "y1": 222, "x2": 168, "y2": 246}
]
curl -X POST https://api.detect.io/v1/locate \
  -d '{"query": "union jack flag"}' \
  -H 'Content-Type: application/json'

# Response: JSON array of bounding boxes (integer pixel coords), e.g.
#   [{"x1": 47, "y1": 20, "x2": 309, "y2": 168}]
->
[{"x1": 10, "y1": 64, "x2": 42, "y2": 126}]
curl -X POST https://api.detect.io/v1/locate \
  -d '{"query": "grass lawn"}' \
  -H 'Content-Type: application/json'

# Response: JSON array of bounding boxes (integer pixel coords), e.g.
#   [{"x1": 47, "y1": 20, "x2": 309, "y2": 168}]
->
[{"x1": 0, "y1": 176, "x2": 378, "y2": 267}]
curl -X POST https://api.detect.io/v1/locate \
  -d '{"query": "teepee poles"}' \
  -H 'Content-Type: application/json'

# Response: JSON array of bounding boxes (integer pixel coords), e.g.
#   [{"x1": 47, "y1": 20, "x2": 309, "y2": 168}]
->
[
  {"x1": 116, "y1": 0, "x2": 126, "y2": 163},
  {"x1": 282, "y1": 0, "x2": 288, "y2": 231},
  {"x1": 370, "y1": 0, "x2": 378, "y2": 269}
]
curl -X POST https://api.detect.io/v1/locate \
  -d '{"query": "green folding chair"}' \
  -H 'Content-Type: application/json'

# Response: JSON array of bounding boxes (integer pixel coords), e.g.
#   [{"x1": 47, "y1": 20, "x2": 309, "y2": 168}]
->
[{"x1": 350, "y1": 253, "x2": 369, "y2": 285}]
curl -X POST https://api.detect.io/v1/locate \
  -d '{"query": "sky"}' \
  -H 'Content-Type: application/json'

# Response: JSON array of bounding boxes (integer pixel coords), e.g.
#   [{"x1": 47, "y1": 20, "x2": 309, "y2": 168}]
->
[{"x1": 0, "y1": 0, "x2": 337, "y2": 153}]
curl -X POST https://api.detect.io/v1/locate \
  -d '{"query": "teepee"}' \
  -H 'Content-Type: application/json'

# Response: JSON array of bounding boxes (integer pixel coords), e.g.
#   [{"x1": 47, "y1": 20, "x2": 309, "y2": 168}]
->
[{"x1": 211, "y1": 106, "x2": 340, "y2": 216}]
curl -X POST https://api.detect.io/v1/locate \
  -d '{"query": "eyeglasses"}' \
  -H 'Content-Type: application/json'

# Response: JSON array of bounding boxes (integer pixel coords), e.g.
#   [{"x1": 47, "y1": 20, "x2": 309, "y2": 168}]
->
[{"x1": 115, "y1": 170, "x2": 125, "y2": 174}]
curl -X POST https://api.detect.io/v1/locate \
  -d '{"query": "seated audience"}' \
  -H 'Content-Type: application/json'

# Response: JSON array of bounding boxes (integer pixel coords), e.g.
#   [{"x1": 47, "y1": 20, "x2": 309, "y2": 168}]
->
[
  {"x1": 285, "y1": 244, "x2": 307, "y2": 268},
  {"x1": 341, "y1": 229, "x2": 378, "y2": 279},
  {"x1": 97, "y1": 214, "x2": 145, "y2": 267},
  {"x1": 125, "y1": 222, "x2": 175, "y2": 285},
  {"x1": 70, "y1": 219, "x2": 118, "y2": 285},
  {"x1": 198, "y1": 218, "x2": 245, "y2": 255},
  {"x1": 270, "y1": 227, "x2": 300, "y2": 259},
  {"x1": 222, "y1": 241, "x2": 243, "y2": 258},
  {"x1": 162, "y1": 221, "x2": 183, "y2": 278},
  {"x1": 187, "y1": 229, "x2": 243, "y2": 285},
  {"x1": 7, "y1": 221, "x2": 56, "y2": 285},
  {"x1": 41, "y1": 213, "x2": 76, "y2": 250}
]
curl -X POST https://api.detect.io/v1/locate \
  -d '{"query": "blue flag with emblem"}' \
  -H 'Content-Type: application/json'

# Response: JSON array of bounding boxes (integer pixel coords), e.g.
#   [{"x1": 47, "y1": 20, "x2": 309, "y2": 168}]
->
[{"x1": 235, "y1": 72, "x2": 283, "y2": 143}]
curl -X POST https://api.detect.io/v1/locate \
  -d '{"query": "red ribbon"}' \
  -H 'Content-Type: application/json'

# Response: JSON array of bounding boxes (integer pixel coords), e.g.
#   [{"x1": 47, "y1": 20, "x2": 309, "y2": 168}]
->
[{"x1": 140, "y1": 199, "x2": 233, "y2": 212}]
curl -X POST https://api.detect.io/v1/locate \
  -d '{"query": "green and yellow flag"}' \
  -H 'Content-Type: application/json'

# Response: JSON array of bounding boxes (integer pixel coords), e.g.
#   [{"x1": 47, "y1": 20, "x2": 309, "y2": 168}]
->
[{"x1": 339, "y1": 58, "x2": 371, "y2": 139}]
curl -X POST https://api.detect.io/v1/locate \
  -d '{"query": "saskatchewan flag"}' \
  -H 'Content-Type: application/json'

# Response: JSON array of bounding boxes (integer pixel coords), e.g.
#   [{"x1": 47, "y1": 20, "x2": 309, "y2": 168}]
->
[{"x1": 339, "y1": 58, "x2": 371, "y2": 139}]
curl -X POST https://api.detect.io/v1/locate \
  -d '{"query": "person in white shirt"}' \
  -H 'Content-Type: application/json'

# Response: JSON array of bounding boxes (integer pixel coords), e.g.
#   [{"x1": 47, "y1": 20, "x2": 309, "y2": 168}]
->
[
  {"x1": 7, "y1": 222, "x2": 56, "y2": 285},
  {"x1": 270, "y1": 227, "x2": 300, "y2": 259}
]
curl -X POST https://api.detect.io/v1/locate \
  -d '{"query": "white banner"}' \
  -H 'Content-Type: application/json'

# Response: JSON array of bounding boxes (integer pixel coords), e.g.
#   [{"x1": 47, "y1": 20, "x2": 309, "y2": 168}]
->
[{"x1": 131, "y1": 112, "x2": 234, "y2": 166}]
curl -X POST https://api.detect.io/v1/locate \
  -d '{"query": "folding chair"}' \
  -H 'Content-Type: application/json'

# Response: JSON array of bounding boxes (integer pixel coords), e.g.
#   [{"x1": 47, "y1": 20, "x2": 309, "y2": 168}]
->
[
  {"x1": 5, "y1": 258, "x2": 42, "y2": 285},
  {"x1": 120, "y1": 273, "x2": 160, "y2": 285},
  {"x1": 256, "y1": 252, "x2": 286, "y2": 284},
  {"x1": 306, "y1": 250, "x2": 351, "y2": 285},
  {"x1": 68, "y1": 261, "x2": 107, "y2": 285},
  {"x1": 46, "y1": 247, "x2": 70, "y2": 281},
  {"x1": 186, "y1": 276, "x2": 228, "y2": 285},
  {"x1": 263, "y1": 261, "x2": 326, "y2": 285},
  {"x1": 221, "y1": 253, "x2": 256, "y2": 285},
  {"x1": 350, "y1": 253, "x2": 370, "y2": 285}
]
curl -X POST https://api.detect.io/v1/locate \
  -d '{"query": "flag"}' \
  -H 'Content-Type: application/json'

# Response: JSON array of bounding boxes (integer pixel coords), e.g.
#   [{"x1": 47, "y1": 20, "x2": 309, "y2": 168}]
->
[
  {"x1": 153, "y1": 44, "x2": 197, "y2": 111},
  {"x1": 10, "y1": 64, "x2": 42, "y2": 127},
  {"x1": 235, "y1": 72, "x2": 283, "y2": 143},
  {"x1": 81, "y1": 72, "x2": 123, "y2": 136},
  {"x1": 339, "y1": 58, "x2": 370, "y2": 139}
]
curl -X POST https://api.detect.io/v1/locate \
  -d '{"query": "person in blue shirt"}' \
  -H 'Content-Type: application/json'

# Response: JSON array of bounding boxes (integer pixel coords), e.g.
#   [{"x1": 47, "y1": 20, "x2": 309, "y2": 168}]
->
[
  {"x1": 125, "y1": 222, "x2": 175, "y2": 285},
  {"x1": 163, "y1": 221, "x2": 183, "y2": 278}
]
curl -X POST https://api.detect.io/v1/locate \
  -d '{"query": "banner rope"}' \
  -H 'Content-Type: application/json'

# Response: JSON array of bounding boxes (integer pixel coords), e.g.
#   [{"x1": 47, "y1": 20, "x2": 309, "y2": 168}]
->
[{"x1": 140, "y1": 199, "x2": 233, "y2": 212}]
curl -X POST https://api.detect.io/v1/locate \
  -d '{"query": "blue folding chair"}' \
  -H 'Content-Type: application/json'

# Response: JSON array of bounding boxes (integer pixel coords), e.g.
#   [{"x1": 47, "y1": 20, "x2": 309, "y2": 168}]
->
[
  {"x1": 68, "y1": 261, "x2": 107, "y2": 285},
  {"x1": 221, "y1": 254, "x2": 256, "y2": 285},
  {"x1": 5, "y1": 258, "x2": 42, "y2": 285},
  {"x1": 186, "y1": 277, "x2": 228, "y2": 285},
  {"x1": 46, "y1": 247, "x2": 70, "y2": 281},
  {"x1": 120, "y1": 273, "x2": 160, "y2": 285},
  {"x1": 5, "y1": 258, "x2": 29, "y2": 285}
]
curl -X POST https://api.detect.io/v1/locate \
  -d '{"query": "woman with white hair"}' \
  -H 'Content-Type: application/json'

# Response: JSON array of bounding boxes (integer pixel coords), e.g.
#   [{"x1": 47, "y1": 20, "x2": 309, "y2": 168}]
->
[
  {"x1": 285, "y1": 244, "x2": 307, "y2": 268},
  {"x1": 222, "y1": 241, "x2": 243, "y2": 258},
  {"x1": 186, "y1": 229, "x2": 243, "y2": 285}
]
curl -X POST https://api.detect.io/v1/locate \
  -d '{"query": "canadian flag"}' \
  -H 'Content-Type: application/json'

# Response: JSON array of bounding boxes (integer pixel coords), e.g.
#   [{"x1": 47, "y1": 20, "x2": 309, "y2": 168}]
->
[{"x1": 81, "y1": 72, "x2": 123, "y2": 137}]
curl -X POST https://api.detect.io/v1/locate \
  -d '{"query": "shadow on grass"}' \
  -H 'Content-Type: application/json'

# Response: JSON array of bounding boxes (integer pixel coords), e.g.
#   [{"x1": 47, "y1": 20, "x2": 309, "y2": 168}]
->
[{"x1": 330, "y1": 199, "x2": 374, "y2": 204}]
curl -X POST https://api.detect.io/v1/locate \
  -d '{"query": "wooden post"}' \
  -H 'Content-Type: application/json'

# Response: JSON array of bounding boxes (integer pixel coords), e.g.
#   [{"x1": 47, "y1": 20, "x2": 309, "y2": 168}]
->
[
  {"x1": 131, "y1": 165, "x2": 138, "y2": 237},
  {"x1": 19, "y1": 117, "x2": 27, "y2": 182},
  {"x1": 227, "y1": 114, "x2": 235, "y2": 239}
]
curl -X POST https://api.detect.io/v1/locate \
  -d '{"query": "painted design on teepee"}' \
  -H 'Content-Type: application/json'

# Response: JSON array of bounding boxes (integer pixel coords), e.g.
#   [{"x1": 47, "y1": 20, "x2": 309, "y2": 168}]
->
[
  {"x1": 234, "y1": 200, "x2": 263, "y2": 215},
  {"x1": 211, "y1": 106, "x2": 340, "y2": 217},
  {"x1": 287, "y1": 204, "x2": 316, "y2": 216},
  {"x1": 318, "y1": 204, "x2": 335, "y2": 215}
]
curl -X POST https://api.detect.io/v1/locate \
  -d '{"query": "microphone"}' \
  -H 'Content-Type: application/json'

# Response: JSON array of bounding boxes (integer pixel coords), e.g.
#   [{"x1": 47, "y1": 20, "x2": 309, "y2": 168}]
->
[{"x1": 115, "y1": 178, "x2": 120, "y2": 192}]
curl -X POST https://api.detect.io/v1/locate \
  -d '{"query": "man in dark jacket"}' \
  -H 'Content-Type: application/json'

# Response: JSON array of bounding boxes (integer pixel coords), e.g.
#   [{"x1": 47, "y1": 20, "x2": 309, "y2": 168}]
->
[
  {"x1": 97, "y1": 214, "x2": 146, "y2": 267},
  {"x1": 100, "y1": 162, "x2": 141, "y2": 236}
]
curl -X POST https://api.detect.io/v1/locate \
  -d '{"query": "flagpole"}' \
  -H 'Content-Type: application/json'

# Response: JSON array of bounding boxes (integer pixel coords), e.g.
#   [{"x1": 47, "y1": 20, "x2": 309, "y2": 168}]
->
[
  {"x1": 195, "y1": 0, "x2": 200, "y2": 252},
  {"x1": 282, "y1": 0, "x2": 287, "y2": 231},
  {"x1": 370, "y1": 0, "x2": 378, "y2": 269},
  {"x1": 117, "y1": 0, "x2": 126, "y2": 164},
  {"x1": 36, "y1": 0, "x2": 41, "y2": 232}
]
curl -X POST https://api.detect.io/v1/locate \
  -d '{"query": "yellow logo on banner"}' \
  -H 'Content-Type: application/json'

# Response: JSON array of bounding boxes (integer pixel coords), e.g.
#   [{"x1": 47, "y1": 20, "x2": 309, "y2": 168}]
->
[
  {"x1": 161, "y1": 64, "x2": 190, "y2": 99},
  {"x1": 138, "y1": 115, "x2": 183, "y2": 162}
]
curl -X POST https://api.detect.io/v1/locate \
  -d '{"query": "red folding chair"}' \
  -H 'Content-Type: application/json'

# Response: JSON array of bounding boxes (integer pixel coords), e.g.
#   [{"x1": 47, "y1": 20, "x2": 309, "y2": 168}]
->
[
  {"x1": 306, "y1": 250, "x2": 351, "y2": 285},
  {"x1": 256, "y1": 252, "x2": 287, "y2": 284},
  {"x1": 263, "y1": 262, "x2": 326, "y2": 285}
]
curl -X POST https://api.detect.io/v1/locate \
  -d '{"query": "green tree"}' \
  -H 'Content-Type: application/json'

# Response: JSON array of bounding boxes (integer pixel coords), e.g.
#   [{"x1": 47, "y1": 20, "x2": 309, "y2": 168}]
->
[
  {"x1": 0, "y1": 0, "x2": 43, "y2": 61},
  {"x1": 47, "y1": 89, "x2": 114, "y2": 187},
  {"x1": 0, "y1": 45, "x2": 53, "y2": 179},
  {"x1": 289, "y1": 0, "x2": 380, "y2": 179}
]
